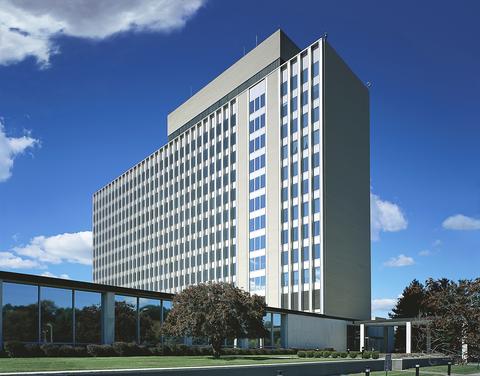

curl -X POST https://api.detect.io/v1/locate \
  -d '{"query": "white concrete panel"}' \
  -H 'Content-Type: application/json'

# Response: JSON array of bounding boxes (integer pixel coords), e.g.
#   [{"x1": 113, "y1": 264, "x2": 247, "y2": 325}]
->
[{"x1": 286, "y1": 313, "x2": 348, "y2": 350}]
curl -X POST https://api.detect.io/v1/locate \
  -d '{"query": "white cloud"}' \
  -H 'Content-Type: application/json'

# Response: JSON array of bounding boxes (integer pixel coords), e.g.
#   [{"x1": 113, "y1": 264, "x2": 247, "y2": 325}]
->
[
  {"x1": 0, "y1": 251, "x2": 42, "y2": 269},
  {"x1": 0, "y1": 0, "x2": 205, "y2": 67},
  {"x1": 14, "y1": 231, "x2": 93, "y2": 265},
  {"x1": 41, "y1": 271, "x2": 70, "y2": 279},
  {"x1": 0, "y1": 121, "x2": 39, "y2": 182},
  {"x1": 372, "y1": 298, "x2": 397, "y2": 313},
  {"x1": 442, "y1": 214, "x2": 480, "y2": 231},
  {"x1": 384, "y1": 254, "x2": 415, "y2": 267},
  {"x1": 419, "y1": 249, "x2": 431, "y2": 256},
  {"x1": 371, "y1": 192, "x2": 408, "y2": 241}
]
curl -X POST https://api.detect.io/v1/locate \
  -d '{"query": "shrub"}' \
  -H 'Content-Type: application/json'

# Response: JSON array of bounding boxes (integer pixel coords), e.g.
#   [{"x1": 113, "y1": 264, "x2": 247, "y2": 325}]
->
[
  {"x1": 372, "y1": 351, "x2": 380, "y2": 359},
  {"x1": 323, "y1": 351, "x2": 331, "y2": 358},
  {"x1": 331, "y1": 352, "x2": 339, "y2": 358},
  {"x1": 74, "y1": 346, "x2": 88, "y2": 357},
  {"x1": 340, "y1": 352, "x2": 348, "y2": 358},
  {"x1": 306, "y1": 350, "x2": 315, "y2": 358},
  {"x1": 297, "y1": 350, "x2": 307, "y2": 358},
  {"x1": 87, "y1": 344, "x2": 115, "y2": 357},
  {"x1": 314, "y1": 351, "x2": 323, "y2": 358},
  {"x1": 25, "y1": 343, "x2": 43, "y2": 357},
  {"x1": 5, "y1": 341, "x2": 28, "y2": 357},
  {"x1": 349, "y1": 351, "x2": 359, "y2": 358},
  {"x1": 362, "y1": 351, "x2": 372, "y2": 359}
]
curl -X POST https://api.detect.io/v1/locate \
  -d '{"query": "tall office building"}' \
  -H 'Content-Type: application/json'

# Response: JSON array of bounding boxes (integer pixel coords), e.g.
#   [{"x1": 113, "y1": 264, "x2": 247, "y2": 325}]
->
[{"x1": 93, "y1": 30, "x2": 371, "y2": 320}]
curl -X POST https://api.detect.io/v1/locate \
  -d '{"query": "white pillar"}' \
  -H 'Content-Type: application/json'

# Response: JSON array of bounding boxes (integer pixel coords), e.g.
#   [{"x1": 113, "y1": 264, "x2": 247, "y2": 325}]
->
[
  {"x1": 0, "y1": 280, "x2": 3, "y2": 348},
  {"x1": 406, "y1": 322, "x2": 412, "y2": 354},
  {"x1": 101, "y1": 292, "x2": 115, "y2": 344},
  {"x1": 462, "y1": 341, "x2": 468, "y2": 361},
  {"x1": 360, "y1": 324, "x2": 365, "y2": 351}
]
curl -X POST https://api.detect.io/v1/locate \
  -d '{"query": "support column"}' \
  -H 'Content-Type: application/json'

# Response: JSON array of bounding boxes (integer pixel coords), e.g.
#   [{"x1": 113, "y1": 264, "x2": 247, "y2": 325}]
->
[
  {"x1": 101, "y1": 292, "x2": 115, "y2": 344},
  {"x1": 360, "y1": 324, "x2": 365, "y2": 351},
  {"x1": 426, "y1": 326, "x2": 431, "y2": 353},
  {"x1": 406, "y1": 322, "x2": 412, "y2": 354},
  {"x1": 461, "y1": 341, "x2": 468, "y2": 361},
  {"x1": 0, "y1": 280, "x2": 3, "y2": 348},
  {"x1": 383, "y1": 326, "x2": 389, "y2": 353}
]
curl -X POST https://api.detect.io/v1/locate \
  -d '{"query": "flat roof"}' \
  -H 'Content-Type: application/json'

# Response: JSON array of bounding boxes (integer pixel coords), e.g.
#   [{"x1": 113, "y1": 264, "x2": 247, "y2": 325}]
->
[{"x1": 167, "y1": 29, "x2": 300, "y2": 139}]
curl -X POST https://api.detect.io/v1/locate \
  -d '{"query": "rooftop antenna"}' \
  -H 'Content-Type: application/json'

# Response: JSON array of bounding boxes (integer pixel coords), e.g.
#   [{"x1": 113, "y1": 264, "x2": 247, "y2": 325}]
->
[
  {"x1": 366, "y1": 81, "x2": 372, "y2": 88},
  {"x1": 323, "y1": 32, "x2": 328, "y2": 39}
]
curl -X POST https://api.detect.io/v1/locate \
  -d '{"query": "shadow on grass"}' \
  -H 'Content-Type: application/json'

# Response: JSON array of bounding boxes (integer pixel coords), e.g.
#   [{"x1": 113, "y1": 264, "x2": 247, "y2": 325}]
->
[{"x1": 208, "y1": 356, "x2": 294, "y2": 362}]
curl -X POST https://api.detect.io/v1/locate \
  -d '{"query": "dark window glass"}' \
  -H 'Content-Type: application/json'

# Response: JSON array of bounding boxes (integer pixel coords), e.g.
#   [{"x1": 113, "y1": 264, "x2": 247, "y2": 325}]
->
[
  {"x1": 75, "y1": 290, "x2": 101, "y2": 344},
  {"x1": 115, "y1": 295, "x2": 137, "y2": 342},
  {"x1": 2, "y1": 282, "x2": 38, "y2": 342},
  {"x1": 139, "y1": 298, "x2": 161, "y2": 344},
  {"x1": 41, "y1": 287, "x2": 73, "y2": 343}
]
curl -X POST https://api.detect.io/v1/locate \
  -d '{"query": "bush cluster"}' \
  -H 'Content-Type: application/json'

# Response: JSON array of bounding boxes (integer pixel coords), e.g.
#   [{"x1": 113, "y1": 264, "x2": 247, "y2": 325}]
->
[
  {"x1": 2, "y1": 341, "x2": 297, "y2": 358},
  {"x1": 296, "y1": 349, "x2": 379, "y2": 359}
]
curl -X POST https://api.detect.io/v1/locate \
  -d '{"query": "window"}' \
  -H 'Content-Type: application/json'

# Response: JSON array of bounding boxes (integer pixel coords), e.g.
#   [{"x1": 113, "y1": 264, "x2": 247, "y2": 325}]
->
[
  {"x1": 2, "y1": 282, "x2": 38, "y2": 342},
  {"x1": 75, "y1": 290, "x2": 101, "y2": 344},
  {"x1": 139, "y1": 298, "x2": 161, "y2": 344},
  {"x1": 292, "y1": 248, "x2": 298, "y2": 263},
  {"x1": 314, "y1": 267, "x2": 321, "y2": 282},
  {"x1": 313, "y1": 198, "x2": 320, "y2": 213},
  {"x1": 41, "y1": 287, "x2": 73, "y2": 343},
  {"x1": 314, "y1": 244, "x2": 320, "y2": 259},
  {"x1": 281, "y1": 251, "x2": 289, "y2": 265},
  {"x1": 115, "y1": 295, "x2": 137, "y2": 342},
  {"x1": 313, "y1": 130, "x2": 320, "y2": 145},
  {"x1": 302, "y1": 269, "x2": 310, "y2": 284},
  {"x1": 302, "y1": 246, "x2": 310, "y2": 261},
  {"x1": 313, "y1": 221, "x2": 321, "y2": 236},
  {"x1": 292, "y1": 271, "x2": 299, "y2": 285},
  {"x1": 282, "y1": 272, "x2": 289, "y2": 287},
  {"x1": 282, "y1": 208, "x2": 288, "y2": 223}
]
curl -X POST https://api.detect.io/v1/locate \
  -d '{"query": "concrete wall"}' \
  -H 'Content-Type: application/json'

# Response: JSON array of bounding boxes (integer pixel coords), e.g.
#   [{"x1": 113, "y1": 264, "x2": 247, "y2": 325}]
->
[
  {"x1": 236, "y1": 90, "x2": 249, "y2": 292},
  {"x1": 322, "y1": 42, "x2": 371, "y2": 320},
  {"x1": 285, "y1": 313, "x2": 349, "y2": 350},
  {"x1": 265, "y1": 71, "x2": 281, "y2": 308},
  {"x1": 167, "y1": 30, "x2": 299, "y2": 136}
]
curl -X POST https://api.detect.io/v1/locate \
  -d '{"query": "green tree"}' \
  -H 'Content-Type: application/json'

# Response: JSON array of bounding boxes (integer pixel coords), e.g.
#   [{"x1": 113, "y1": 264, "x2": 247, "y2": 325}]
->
[
  {"x1": 389, "y1": 279, "x2": 427, "y2": 352},
  {"x1": 162, "y1": 282, "x2": 268, "y2": 358}
]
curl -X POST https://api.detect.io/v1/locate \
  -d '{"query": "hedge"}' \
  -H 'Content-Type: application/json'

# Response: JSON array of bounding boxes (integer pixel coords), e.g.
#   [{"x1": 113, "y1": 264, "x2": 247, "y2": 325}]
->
[{"x1": 2, "y1": 341, "x2": 297, "y2": 358}]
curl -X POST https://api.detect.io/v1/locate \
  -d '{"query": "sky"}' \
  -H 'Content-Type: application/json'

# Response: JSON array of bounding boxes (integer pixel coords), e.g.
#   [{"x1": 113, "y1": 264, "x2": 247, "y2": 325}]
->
[{"x1": 0, "y1": 0, "x2": 479, "y2": 317}]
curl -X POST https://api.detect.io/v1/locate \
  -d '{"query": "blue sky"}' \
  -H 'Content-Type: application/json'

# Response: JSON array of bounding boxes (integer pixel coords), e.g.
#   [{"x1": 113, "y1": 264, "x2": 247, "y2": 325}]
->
[{"x1": 0, "y1": 0, "x2": 478, "y2": 317}]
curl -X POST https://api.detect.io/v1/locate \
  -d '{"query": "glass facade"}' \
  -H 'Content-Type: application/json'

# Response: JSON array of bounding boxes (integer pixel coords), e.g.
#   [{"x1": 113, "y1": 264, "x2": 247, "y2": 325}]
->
[
  {"x1": 40, "y1": 287, "x2": 73, "y2": 343},
  {"x1": 248, "y1": 80, "x2": 267, "y2": 295},
  {"x1": 0, "y1": 276, "x2": 286, "y2": 348},
  {"x1": 2, "y1": 282, "x2": 38, "y2": 342},
  {"x1": 75, "y1": 290, "x2": 101, "y2": 344},
  {"x1": 93, "y1": 100, "x2": 238, "y2": 294},
  {"x1": 280, "y1": 42, "x2": 322, "y2": 312}
]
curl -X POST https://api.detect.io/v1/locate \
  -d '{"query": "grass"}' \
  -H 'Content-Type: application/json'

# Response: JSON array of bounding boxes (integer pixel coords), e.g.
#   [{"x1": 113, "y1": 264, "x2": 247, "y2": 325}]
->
[
  {"x1": 348, "y1": 363, "x2": 480, "y2": 376},
  {"x1": 0, "y1": 355, "x2": 354, "y2": 373},
  {"x1": 423, "y1": 364, "x2": 480, "y2": 375}
]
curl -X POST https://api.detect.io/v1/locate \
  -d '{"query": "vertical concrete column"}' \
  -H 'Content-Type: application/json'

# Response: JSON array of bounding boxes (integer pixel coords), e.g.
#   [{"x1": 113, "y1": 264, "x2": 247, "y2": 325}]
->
[
  {"x1": 360, "y1": 324, "x2": 365, "y2": 351},
  {"x1": 101, "y1": 292, "x2": 115, "y2": 344},
  {"x1": 462, "y1": 341, "x2": 468, "y2": 361},
  {"x1": 426, "y1": 326, "x2": 432, "y2": 353},
  {"x1": 406, "y1": 322, "x2": 412, "y2": 354},
  {"x1": 383, "y1": 326, "x2": 389, "y2": 353},
  {"x1": 0, "y1": 280, "x2": 3, "y2": 348}
]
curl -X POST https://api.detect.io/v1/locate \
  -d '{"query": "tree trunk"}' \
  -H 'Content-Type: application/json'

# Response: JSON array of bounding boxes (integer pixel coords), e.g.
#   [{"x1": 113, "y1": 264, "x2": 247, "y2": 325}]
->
[{"x1": 211, "y1": 338, "x2": 223, "y2": 358}]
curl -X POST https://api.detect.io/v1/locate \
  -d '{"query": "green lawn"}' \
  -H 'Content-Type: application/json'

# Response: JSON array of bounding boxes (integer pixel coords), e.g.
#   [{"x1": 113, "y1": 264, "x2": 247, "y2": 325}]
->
[
  {"x1": 422, "y1": 364, "x2": 480, "y2": 375},
  {"x1": 348, "y1": 364, "x2": 480, "y2": 376},
  {"x1": 0, "y1": 355, "x2": 352, "y2": 373}
]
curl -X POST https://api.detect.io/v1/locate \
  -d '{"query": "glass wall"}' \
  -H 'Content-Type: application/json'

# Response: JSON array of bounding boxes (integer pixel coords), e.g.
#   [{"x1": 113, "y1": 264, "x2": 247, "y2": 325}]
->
[
  {"x1": 115, "y1": 295, "x2": 137, "y2": 342},
  {"x1": 75, "y1": 290, "x2": 101, "y2": 344},
  {"x1": 2, "y1": 282, "x2": 38, "y2": 342},
  {"x1": 139, "y1": 298, "x2": 161, "y2": 344},
  {"x1": 40, "y1": 287, "x2": 73, "y2": 343},
  {"x1": 272, "y1": 313, "x2": 282, "y2": 347}
]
